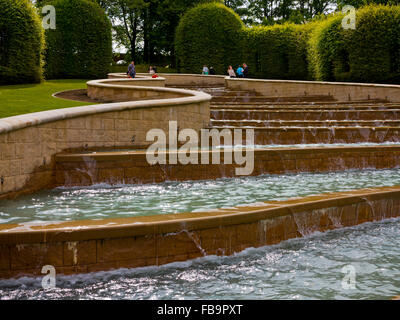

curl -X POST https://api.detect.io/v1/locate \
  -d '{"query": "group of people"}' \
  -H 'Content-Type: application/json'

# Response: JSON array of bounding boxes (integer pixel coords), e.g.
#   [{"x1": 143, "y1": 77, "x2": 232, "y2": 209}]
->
[
  {"x1": 228, "y1": 63, "x2": 249, "y2": 78},
  {"x1": 202, "y1": 63, "x2": 249, "y2": 78},
  {"x1": 202, "y1": 65, "x2": 216, "y2": 75},
  {"x1": 127, "y1": 61, "x2": 249, "y2": 79},
  {"x1": 126, "y1": 62, "x2": 159, "y2": 78}
]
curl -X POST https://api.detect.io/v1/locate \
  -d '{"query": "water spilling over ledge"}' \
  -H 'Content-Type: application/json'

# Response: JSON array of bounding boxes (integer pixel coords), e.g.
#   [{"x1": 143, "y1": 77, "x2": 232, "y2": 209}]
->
[
  {"x1": 1, "y1": 74, "x2": 400, "y2": 285},
  {"x1": 1, "y1": 168, "x2": 400, "y2": 225}
]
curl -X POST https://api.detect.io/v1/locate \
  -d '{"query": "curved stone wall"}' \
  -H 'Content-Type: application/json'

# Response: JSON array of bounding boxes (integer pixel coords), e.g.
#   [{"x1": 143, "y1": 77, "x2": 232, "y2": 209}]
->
[
  {"x1": 0, "y1": 186, "x2": 399, "y2": 278},
  {"x1": 108, "y1": 73, "x2": 227, "y2": 87},
  {"x1": 2, "y1": 74, "x2": 400, "y2": 279},
  {"x1": 87, "y1": 78, "x2": 169, "y2": 102},
  {"x1": 0, "y1": 77, "x2": 211, "y2": 199}
]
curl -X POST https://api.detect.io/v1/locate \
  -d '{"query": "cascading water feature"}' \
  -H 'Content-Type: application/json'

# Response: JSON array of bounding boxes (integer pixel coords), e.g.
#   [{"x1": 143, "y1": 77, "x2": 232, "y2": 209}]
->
[{"x1": 2, "y1": 80, "x2": 400, "y2": 300}]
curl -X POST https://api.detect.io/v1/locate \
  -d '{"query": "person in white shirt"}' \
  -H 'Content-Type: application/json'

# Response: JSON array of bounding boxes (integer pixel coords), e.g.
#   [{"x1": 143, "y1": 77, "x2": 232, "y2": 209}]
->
[
  {"x1": 202, "y1": 65, "x2": 209, "y2": 75},
  {"x1": 228, "y1": 65, "x2": 236, "y2": 78}
]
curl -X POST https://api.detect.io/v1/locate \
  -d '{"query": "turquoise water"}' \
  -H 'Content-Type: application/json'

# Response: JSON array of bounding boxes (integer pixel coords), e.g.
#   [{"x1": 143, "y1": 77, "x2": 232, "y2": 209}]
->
[
  {"x1": 1, "y1": 168, "x2": 400, "y2": 224},
  {"x1": 0, "y1": 218, "x2": 399, "y2": 299},
  {"x1": 1, "y1": 168, "x2": 400, "y2": 299}
]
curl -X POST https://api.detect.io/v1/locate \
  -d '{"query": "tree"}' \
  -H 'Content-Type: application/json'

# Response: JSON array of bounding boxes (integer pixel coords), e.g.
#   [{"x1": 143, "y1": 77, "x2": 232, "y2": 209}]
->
[
  {"x1": 175, "y1": 2, "x2": 245, "y2": 74},
  {"x1": 44, "y1": 0, "x2": 112, "y2": 78},
  {"x1": 97, "y1": 0, "x2": 216, "y2": 66},
  {"x1": 97, "y1": 0, "x2": 146, "y2": 62},
  {"x1": 0, "y1": 0, "x2": 45, "y2": 84}
]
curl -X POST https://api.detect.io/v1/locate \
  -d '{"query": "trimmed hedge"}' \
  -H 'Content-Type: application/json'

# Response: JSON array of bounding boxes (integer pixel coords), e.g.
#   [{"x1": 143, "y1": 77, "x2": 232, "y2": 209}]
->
[
  {"x1": 0, "y1": 0, "x2": 45, "y2": 84},
  {"x1": 176, "y1": 3, "x2": 400, "y2": 84},
  {"x1": 243, "y1": 23, "x2": 313, "y2": 80},
  {"x1": 308, "y1": 5, "x2": 400, "y2": 83},
  {"x1": 175, "y1": 2, "x2": 245, "y2": 75},
  {"x1": 176, "y1": 2, "x2": 313, "y2": 79},
  {"x1": 44, "y1": 0, "x2": 112, "y2": 79}
]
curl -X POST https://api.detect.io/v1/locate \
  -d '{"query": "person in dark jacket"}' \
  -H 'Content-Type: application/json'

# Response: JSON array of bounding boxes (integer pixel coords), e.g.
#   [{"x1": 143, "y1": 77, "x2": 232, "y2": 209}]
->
[
  {"x1": 127, "y1": 61, "x2": 136, "y2": 78},
  {"x1": 243, "y1": 63, "x2": 249, "y2": 78},
  {"x1": 209, "y1": 67, "x2": 216, "y2": 75}
]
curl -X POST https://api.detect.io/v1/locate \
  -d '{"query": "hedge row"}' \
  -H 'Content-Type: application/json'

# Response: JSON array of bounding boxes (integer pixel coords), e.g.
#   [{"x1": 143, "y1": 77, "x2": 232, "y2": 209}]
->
[
  {"x1": 175, "y1": 2, "x2": 245, "y2": 75},
  {"x1": 309, "y1": 5, "x2": 400, "y2": 83},
  {"x1": 44, "y1": 0, "x2": 112, "y2": 79},
  {"x1": 243, "y1": 23, "x2": 314, "y2": 80},
  {"x1": 0, "y1": 0, "x2": 112, "y2": 85},
  {"x1": 176, "y1": 3, "x2": 400, "y2": 84},
  {"x1": 0, "y1": 0, "x2": 45, "y2": 84}
]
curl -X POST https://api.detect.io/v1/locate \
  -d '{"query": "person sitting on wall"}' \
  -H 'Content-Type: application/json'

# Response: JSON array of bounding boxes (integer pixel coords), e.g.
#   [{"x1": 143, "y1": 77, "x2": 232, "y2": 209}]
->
[
  {"x1": 243, "y1": 63, "x2": 249, "y2": 78},
  {"x1": 127, "y1": 61, "x2": 136, "y2": 78},
  {"x1": 236, "y1": 65, "x2": 244, "y2": 78},
  {"x1": 149, "y1": 66, "x2": 155, "y2": 75},
  {"x1": 202, "y1": 65, "x2": 209, "y2": 75},
  {"x1": 228, "y1": 65, "x2": 236, "y2": 78},
  {"x1": 209, "y1": 67, "x2": 216, "y2": 75}
]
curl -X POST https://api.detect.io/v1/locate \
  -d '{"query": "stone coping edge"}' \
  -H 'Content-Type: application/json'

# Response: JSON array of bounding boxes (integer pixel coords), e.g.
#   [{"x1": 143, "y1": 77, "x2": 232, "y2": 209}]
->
[
  {"x1": 54, "y1": 144, "x2": 400, "y2": 161},
  {"x1": 0, "y1": 186, "x2": 399, "y2": 244},
  {"x1": 226, "y1": 77, "x2": 400, "y2": 89},
  {"x1": 0, "y1": 78, "x2": 211, "y2": 135},
  {"x1": 108, "y1": 72, "x2": 400, "y2": 90},
  {"x1": 109, "y1": 73, "x2": 227, "y2": 79}
]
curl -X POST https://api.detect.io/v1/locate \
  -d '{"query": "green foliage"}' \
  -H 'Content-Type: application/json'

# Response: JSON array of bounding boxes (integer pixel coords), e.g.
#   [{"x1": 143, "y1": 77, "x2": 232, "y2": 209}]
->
[
  {"x1": 307, "y1": 15, "x2": 343, "y2": 81},
  {"x1": 176, "y1": 2, "x2": 315, "y2": 79},
  {"x1": 243, "y1": 23, "x2": 313, "y2": 79},
  {"x1": 44, "y1": 0, "x2": 112, "y2": 79},
  {"x1": 0, "y1": 0, "x2": 45, "y2": 85},
  {"x1": 176, "y1": 3, "x2": 400, "y2": 83},
  {"x1": 175, "y1": 2, "x2": 245, "y2": 74},
  {"x1": 308, "y1": 5, "x2": 400, "y2": 83}
]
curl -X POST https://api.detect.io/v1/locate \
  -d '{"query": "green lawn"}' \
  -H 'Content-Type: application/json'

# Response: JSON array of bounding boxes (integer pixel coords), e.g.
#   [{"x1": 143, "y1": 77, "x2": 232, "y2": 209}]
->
[{"x1": 0, "y1": 79, "x2": 94, "y2": 119}]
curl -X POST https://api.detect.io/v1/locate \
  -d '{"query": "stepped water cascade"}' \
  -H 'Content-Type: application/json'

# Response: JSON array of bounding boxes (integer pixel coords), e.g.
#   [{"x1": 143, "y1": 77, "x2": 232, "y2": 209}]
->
[{"x1": 1, "y1": 74, "x2": 400, "y2": 299}]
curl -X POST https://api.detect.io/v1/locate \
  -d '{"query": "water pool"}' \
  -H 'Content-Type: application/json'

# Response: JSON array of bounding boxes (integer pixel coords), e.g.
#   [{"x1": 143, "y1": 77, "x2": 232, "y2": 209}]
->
[
  {"x1": 0, "y1": 217, "x2": 399, "y2": 299},
  {"x1": 1, "y1": 168, "x2": 400, "y2": 224}
]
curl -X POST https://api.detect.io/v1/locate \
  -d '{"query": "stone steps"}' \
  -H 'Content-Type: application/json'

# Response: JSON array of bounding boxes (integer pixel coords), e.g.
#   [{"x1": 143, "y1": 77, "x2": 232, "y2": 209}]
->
[
  {"x1": 211, "y1": 109, "x2": 400, "y2": 121},
  {"x1": 211, "y1": 95, "x2": 336, "y2": 103},
  {"x1": 209, "y1": 126, "x2": 400, "y2": 145},
  {"x1": 211, "y1": 104, "x2": 399, "y2": 111},
  {"x1": 211, "y1": 119, "x2": 400, "y2": 128}
]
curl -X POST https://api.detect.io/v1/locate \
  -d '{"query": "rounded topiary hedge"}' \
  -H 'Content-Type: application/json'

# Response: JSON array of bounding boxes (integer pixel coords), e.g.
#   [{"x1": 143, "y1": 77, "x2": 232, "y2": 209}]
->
[
  {"x1": 175, "y1": 4, "x2": 400, "y2": 84},
  {"x1": 308, "y1": 5, "x2": 400, "y2": 83},
  {"x1": 175, "y1": 2, "x2": 245, "y2": 75},
  {"x1": 44, "y1": 0, "x2": 112, "y2": 79},
  {"x1": 0, "y1": 0, "x2": 45, "y2": 85},
  {"x1": 244, "y1": 23, "x2": 313, "y2": 80}
]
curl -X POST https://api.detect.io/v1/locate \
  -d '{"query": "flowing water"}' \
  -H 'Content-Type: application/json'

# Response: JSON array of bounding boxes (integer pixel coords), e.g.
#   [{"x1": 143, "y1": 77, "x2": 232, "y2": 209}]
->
[
  {"x1": 1, "y1": 168, "x2": 400, "y2": 224},
  {"x1": 0, "y1": 218, "x2": 400, "y2": 300},
  {"x1": 1, "y1": 168, "x2": 400, "y2": 299}
]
